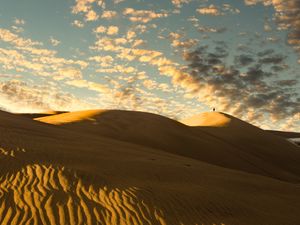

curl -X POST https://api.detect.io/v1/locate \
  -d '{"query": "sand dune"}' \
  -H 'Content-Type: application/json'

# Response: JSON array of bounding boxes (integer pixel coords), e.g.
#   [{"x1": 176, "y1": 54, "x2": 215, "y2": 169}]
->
[
  {"x1": 267, "y1": 130, "x2": 300, "y2": 138},
  {"x1": 37, "y1": 110, "x2": 300, "y2": 182},
  {"x1": 0, "y1": 109, "x2": 300, "y2": 224},
  {"x1": 180, "y1": 112, "x2": 232, "y2": 127}
]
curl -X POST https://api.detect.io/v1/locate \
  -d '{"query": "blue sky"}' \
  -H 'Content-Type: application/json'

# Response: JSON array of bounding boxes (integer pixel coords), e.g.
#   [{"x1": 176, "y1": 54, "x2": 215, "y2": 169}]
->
[{"x1": 0, "y1": 0, "x2": 299, "y2": 131}]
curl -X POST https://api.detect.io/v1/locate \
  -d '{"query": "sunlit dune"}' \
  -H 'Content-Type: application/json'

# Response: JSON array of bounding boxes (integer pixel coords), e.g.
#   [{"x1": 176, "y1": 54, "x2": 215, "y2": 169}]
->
[
  {"x1": 180, "y1": 112, "x2": 232, "y2": 127},
  {"x1": 35, "y1": 109, "x2": 106, "y2": 125},
  {"x1": 0, "y1": 109, "x2": 300, "y2": 224}
]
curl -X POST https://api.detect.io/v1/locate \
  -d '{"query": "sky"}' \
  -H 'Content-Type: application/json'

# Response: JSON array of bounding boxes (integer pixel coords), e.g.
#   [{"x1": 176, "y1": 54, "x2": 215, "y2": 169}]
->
[{"x1": 0, "y1": 0, "x2": 299, "y2": 131}]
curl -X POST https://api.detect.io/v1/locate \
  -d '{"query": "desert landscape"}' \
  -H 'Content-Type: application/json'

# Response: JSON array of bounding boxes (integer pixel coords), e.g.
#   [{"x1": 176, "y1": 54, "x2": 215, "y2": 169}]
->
[
  {"x1": 1, "y1": 0, "x2": 300, "y2": 224},
  {"x1": 0, "y1": 109, "x2": 299, "y2": 225}
]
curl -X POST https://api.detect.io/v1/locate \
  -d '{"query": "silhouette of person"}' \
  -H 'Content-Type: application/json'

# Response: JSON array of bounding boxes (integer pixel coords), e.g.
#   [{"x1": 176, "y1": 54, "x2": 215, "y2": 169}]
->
[{"x1": 213, "y1": 108, "x2": 215, "y2": 112}]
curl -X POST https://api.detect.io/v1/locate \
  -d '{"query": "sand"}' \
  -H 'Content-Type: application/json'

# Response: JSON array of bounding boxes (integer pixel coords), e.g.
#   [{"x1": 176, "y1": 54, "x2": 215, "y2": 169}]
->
[{"x1": 0, "y1": 109, "x2": 300, "y2": 224}]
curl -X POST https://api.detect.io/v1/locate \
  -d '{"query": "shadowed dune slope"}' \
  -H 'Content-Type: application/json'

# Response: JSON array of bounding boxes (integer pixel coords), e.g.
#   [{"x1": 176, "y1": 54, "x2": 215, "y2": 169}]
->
[
  {"x1": 0, "y1": 109, "x2": 299, "y2": 224},
  {"x1": 17, "y1": 111, "x2": 68, "y2": 119},
  {"x1": 182, "y1": 112, "x2": 300, "y2": 182},
  {"x1": 267, "y1": 130, "x2": 300, "y2": 138},
  {"x1": 36, "y1": 110, "x2": 300, "y2": 183}
]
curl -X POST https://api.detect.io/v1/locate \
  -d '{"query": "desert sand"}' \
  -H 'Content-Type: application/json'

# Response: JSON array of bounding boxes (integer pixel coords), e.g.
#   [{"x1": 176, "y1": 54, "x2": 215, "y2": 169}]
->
[{"x1": 0, "y1": 109, "x2": 300, "y2": 225}]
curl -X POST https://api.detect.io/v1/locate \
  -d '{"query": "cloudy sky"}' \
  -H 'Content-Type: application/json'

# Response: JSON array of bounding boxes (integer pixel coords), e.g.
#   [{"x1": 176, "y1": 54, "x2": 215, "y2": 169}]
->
[{"x1": 0, "y1": 0, "x2": 299, "y2": 131}]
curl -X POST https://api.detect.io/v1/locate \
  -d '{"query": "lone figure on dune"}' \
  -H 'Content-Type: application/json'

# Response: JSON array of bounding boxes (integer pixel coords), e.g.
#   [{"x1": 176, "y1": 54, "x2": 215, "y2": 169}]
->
[{"x1": 213, "y1": 108, "x2": 216, "y2": 112}]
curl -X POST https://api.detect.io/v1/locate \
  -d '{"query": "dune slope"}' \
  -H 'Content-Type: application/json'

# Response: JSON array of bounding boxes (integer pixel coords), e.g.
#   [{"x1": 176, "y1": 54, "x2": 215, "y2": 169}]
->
[
  {"x1": 37, "y1": 110, "x2": 300, "y2": 182},
  {"x1": 0, "y1": 110, "x2": 299, "y2": 224}
]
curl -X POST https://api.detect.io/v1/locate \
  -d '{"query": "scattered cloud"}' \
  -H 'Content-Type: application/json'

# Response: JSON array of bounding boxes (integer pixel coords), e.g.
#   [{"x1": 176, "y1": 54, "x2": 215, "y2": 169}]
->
[
  {"x1": 14, "y1": 18, "x2": 25, "y2": 25},
  {"x1": 85, "y1": 10, "x2": 99, "y2": 21},
  {"x1": 101, "y1": 10, "x2": 117, "y2": 19},
  {"x1": 197, "y1": 5, "x2": 221, "y2": 16},
  {"x1": 197, "y1": 4, "x2": 240, "y2": 16},
  {"x1": 178, "y1": 42, "x2": 299, "y2": 124},
  {"x1": 171, "y1": 0, "x2": 192, "y2": 8},
  {"x1": 49, "y1": 37, "x2": 60, "y2": 46},
  {"x1": 244, "y1": 0, "x2": 300, "y2": 62},
  {"x1": 107, "y1": 26, "x2": 119, "y2": 35},
  {"x1": 0, "y1": 80, "x2": 94, "y2": 113},
  {"x1": 66, "y1": 79, "x2": 109, "y2": 93},
  {"x1": 72, "y1": 20, "x2": 85, "y2": 28},
  {"x1": 123, "y1": 8, "x2": 168, "y2": 23}
]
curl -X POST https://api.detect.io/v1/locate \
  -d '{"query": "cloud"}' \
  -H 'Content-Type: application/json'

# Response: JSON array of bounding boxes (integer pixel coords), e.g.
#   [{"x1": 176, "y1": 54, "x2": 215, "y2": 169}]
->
[
  {"x1": 143, "y1": 79, "x2": 173, "y2": 92},
  {"x1": 72, "y1": 20, "x2": 85, "y2": 28},
  {"x1": 14, "y1": 18, "x2": 25, "y2": 25},
  {"x1": 54, "y1": 68, "x2": 83, "y2": 80},
  {"x1": 168, "y1": 32, "x2": 199, "y2": 50},
  {"x1": 107, "y1": 26, "x2": 119, "y2": 35},
  {"x1": 49, "y1": 37, "x2": 60, "y2": 46},
  {"x1": 123, "y1": 8, "x2": 168, "y2": 23},
  {"x1": 0, "y1": 28, "x2": 41, "y2": 47},
  {"x1": 197, "y1": 25, "x2": 227, "y2": 33},
  {"x1": 244, "y1": 0, "x2": 300, "y2": 62},
  {"x1": 0, "y1": 80, "x2": 94, "y2": 113},
  {"x1": 85, "y1": 10, "x2": 99, "y2": 21},
  {"x1": 0, "y1": 27, "x2": 88, "y2": 86},
  {"x1": 66, "y1": 79, "x2": 109, "y2": 93},
  {"x1": 71, "y1": 0, "x2": 104, "y2": 22},
  {"x1": 101, "y1": 10, "x2": 117, "y2": 19},
  {"x1": 89, "y1": 55, "x2": 114, "y2": 67},
  {"x1": 94, "y1": 26, "x2": 119, "y2": 35},
  {"x1": 197, "y1": 4, "x2": 240, "y2": 16},
  {"x1": 234, "y1": 54, "x2": 255, "y2": 67},
  {"x1": 197, "y1": 5, "x2": 221, "y2": 15},
  {"x1": 143, "y1": 79, "x2": 157, "y2": 90},
  {"x1": 171, "y1": 0, "x2": 192, "y2": 8},
  {"x1": 72, "y1": 0, "x2": 95, "y2": 13},
  {"x1": 275, "y1": 79, "x2": 298, "y2": 86},
  {"x1": 96, "y1": 65, "x2": 137, "y2": 74},
  {"x1": 160, "y1": 42, "x2": 300, "y2": 127},
  {"x1": 113, "y1": 0, "x2": 125, "y2": 4},
  {"x1": 94, "y1": 26, "x2": 106, "y2": 33}
]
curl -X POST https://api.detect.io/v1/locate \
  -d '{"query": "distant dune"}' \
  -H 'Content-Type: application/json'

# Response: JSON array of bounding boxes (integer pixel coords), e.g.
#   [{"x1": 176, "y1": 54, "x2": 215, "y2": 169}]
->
[
  {"x1": 267, "y1": 130, "x2": 300, "y2": 138},
  {"x1": 0, "y1": 109, "x2": 300, "y2": 225}
]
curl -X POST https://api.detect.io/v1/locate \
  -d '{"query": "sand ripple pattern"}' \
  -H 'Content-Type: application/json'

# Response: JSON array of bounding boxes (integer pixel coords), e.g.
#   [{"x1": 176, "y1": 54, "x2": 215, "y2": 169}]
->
[
  {"x1": 0, "y1": 147, "x2": 26, "y2": 158},
  {"x1": 0, "y1": 164, "x2": 166, "y2": 225}
]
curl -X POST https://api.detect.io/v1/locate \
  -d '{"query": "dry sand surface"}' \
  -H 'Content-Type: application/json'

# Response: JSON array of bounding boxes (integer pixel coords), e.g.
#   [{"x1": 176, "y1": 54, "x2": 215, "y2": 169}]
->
[{"x1": 0, "y1": 109, "x2": 300, "y2": 225}]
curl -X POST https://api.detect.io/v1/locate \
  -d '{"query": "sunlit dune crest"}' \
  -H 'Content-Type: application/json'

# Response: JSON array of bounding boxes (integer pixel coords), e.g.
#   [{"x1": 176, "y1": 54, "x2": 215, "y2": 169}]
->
[
  {"x1": 35, "y1": 109, "x2": 106, "y2": 125},
  {"x1": 180, "y1": 112, "x2": 232, "y2": 127}
]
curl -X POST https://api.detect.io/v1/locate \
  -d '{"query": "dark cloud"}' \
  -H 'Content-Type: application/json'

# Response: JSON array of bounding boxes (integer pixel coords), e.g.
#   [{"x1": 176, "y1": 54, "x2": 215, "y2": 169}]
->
[
  {"x1": 271, "y1": 64, "x2": 289, "y2": 72},
  {"x1": 183, "y1": 42, "x2": 299, "y2": 123},
  {"x1": 276, "y1": 79, "x2": 298, "y2": 86},
  {"x1": 197, "y1": 26, "x2": 227, "y2": 33},
  {"x1": 258, "y1": 54, "x2": 286, "y2": 64},
  {"x1": 234, "y1": 54, "x2": 255, "y2": 66},
  {"x1": 243, "y1": 65, "x2": 273, "y2": 84},
  {"x1": 257, "y1": 49, "x2": 275, "y2": 57}
]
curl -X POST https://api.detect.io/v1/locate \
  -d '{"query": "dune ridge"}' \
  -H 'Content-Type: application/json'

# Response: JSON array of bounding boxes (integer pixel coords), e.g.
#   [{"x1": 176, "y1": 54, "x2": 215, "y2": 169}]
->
[{"x1": 36, "y1": 110, "x2": 300, "y2": 183}]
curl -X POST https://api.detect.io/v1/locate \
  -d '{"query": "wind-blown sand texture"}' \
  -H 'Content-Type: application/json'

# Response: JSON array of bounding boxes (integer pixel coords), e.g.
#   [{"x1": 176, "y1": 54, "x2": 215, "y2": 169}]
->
[{"x1": 0, "y1": 109, "x2": 300, "y2": 225}]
